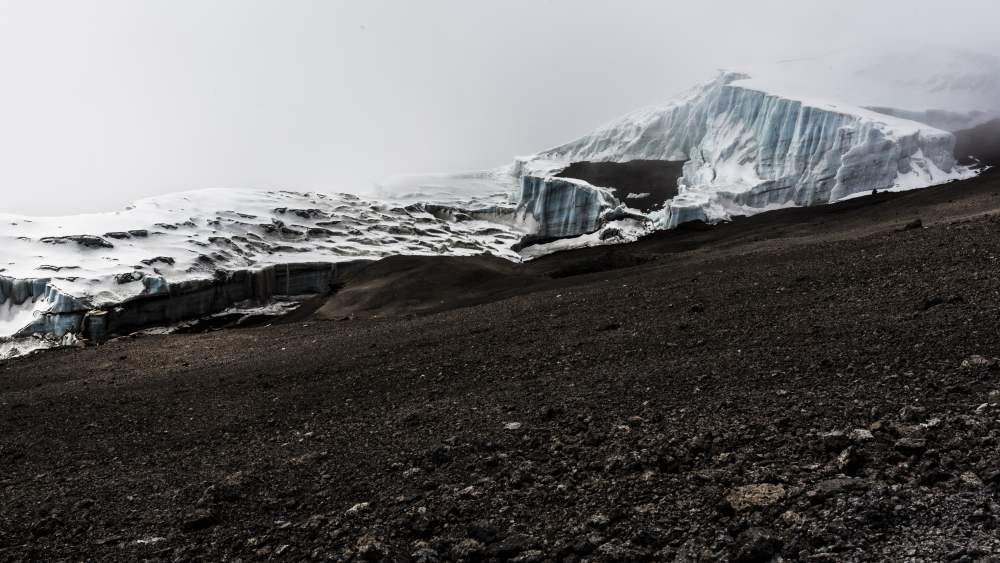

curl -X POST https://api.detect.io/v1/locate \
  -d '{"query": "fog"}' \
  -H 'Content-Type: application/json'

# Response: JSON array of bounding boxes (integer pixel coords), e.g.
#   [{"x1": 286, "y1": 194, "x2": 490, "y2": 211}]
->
[{"x1": 1, "y1": 0, "x2": 998, "y2": 215}]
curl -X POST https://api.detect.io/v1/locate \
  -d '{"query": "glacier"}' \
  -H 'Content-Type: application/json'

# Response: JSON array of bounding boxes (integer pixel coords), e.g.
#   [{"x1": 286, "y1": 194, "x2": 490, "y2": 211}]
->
[
  {"x1": 374, "y1": 54, "x2": 984, "y2": 248},
  {"x1": 511, "y1": 71, "x2": 972, "y2": 233},
  {"x1": 513, "y1": 176, "x2": 616, "y2": 239},
  {"x1": 1, "y1": 51, "x2": 990, "y2": 355},
  {"x1": 0, "y1": 189, "x2": 526, "y2": 355}
]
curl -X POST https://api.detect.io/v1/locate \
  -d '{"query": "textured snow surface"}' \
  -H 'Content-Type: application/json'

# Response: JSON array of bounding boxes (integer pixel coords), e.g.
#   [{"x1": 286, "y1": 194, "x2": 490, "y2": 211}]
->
[
  {"x1": 374, "y1": 168, "x2": 516, "y2": 207},
  {"x1": 0, "y1": 189, "x2": 524, "y2": 339}
]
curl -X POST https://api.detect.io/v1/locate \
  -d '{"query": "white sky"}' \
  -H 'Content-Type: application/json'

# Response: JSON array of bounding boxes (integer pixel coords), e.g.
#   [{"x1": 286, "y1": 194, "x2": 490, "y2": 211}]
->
[{"x1": 1, "y1": 0, "x2": 998, "y2": 215}]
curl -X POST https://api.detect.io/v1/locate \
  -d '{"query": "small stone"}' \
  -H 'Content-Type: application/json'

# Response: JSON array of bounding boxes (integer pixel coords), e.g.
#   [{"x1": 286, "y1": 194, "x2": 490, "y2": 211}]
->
[
  {"x1": 467, "y1": 520, "x2": 499, "y2": 543},
  {"x1": 810, "y1": 478, "x2": 868, "y2": 503},
  {"x1": 960, "y1": 472, "x2": 984, "y2": 488},
  {"x1": 73, "y1": 498, "x2": 97, "y2": 510},
  {"x1": 732, "y1": 527, "x2": 783, "y2": 563},
  {"x1": 962, "y1": 355, "x2": 999, "y2": 369},
  {"x1": 922, "y1": 294, "x2": 965, "y2": 311},
  {"x1": 512, "y1": 550, "x2": 545, "y2": 563},
  {"x1": 588, "y1": 513, "x2": 611, "y2": 528},
  {"x1": 725, "y1": 484, "x2": 786, "y2": 512},
  {"x1": 345, "y1": 502, "x2": 370, "y2": 516},
  {"x1": 451, "y1": 539, "x2": 485, "y2": 560},
  {"x1": 820, "y1": 430, "x2": 850, "y2": 452},
  {"x1": 781, "y1": 510, "x2": 806, "y2": 526},
  {"x1": 894, "y1": 437, "x2": 927, "y2": 456},
  {"x1": 493, "y1": 534, "x2": 534, "y2": 558},
  {"x1": 849, "y1": 428, "x2": 874, "y2": 442},
  {"x1": 411, "y1": 547, "x2": 441, "y2": 563},
  {"x1": 356, "y1": 535, "x2": 390, "y2": 561},
  {"x1": 596, "y1": 539, "x2": 641, "y2": 561},
  {"x1": 835, "y1": 447, "x2": 863, "y2": 475},
  {"x1": 180, "y1": 509, "x2": 219, "y2": 532}
]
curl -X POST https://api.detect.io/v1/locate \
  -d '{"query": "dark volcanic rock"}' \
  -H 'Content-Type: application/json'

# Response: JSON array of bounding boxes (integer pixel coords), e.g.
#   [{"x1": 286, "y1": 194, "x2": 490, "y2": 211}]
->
[
  {"x1": 810, "y1": 478, "x2": 869, "y2": 503},
  {"x1": 894, "y1": 437, "x2": 928, "y2": 456},
  {"x1": 180, "y1": 509, "x2": 220, "y2": 532},
  {"x1": 39, "y1": 235, "x2": 114, "y2": 249},
  {"x1": 732, "y1": 527, "x2": 783, "y2": 563},
  {"x1": 821, "y1": 430, "x2": 850, "y2": 452},
  {"x1": 922, "y1": 294, "x2": 965, "y2": 310}
]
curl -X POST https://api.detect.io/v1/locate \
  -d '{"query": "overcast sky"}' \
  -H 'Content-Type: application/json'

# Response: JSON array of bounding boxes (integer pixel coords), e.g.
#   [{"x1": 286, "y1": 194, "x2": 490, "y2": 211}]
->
[{"x1": 1, "y1": 0, "x2": 998, "y2": 215}]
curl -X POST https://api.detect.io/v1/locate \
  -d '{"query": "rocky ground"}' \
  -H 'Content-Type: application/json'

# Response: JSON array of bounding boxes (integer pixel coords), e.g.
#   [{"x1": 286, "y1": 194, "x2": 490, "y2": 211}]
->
[{"x1": 4, "y1": 166, "x2": 1000, "y2": 562}]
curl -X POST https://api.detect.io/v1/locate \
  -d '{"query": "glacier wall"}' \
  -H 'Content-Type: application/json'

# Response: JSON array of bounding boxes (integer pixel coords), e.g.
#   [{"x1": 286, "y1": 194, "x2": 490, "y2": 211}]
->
[
  {"x1": 0, "y1": 277, "x2": 91, "y2": 339},
  {"x1": 514, "y1": 176, "x2": 617, "y2": 238},
  {"x1": 87, "y1": 260, "x2": 372, "y2": 341},
  {"x1": 0, "y1": 260, "x2": 374, "y2": 345},
  {"x1": 517, "y1": 71, "x2": 970, "y2": 231}
]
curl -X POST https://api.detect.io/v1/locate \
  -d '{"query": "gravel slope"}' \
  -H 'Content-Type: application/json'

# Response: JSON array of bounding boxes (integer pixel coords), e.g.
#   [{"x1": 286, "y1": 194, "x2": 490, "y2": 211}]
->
[{"x1": 2, "y1": 168, "x2": 1000, "y2": 561}]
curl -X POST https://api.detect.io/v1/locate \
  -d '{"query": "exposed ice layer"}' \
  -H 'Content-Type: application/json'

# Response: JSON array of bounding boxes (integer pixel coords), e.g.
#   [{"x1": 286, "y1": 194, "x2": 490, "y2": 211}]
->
[
  {"x1": 0, "y1": 261, "x2": 372, "y2": 343},
  {"x1": 523, "y1": 71, "x2": 972, "y2": 229},
  {"x1": 514, "y1": 176, "x2": 617, "y2": 238},
  {"x1": 84, "y1": 261, "x2": 371, "y2": 341},
  {"x1": 0, "y1": 277, "x2": 90, "y2": 338},
  {"x1": 0, "y1": 189, "x2": 526, "y2": 341},
  {"x1": 0, "y1": 334, "x2": 81, "y2": 360}
]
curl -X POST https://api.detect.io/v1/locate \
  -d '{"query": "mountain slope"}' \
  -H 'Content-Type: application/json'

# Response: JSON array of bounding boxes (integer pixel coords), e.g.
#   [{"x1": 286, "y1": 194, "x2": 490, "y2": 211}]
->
[
  {"x1": 954, "y1": 118, "x2": 1000, "y2": 165},
  {"x1": 5, "y1": 169, "x2": 1000, "y2": 561}
]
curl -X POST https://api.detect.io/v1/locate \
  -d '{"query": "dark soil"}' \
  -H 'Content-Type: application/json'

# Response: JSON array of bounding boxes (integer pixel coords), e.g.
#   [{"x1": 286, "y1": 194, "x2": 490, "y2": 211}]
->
[
  {"x1": 5, "y1": 170, "x2": 1000, "y2": 560},
  {"x1": 315, "y1": 255, "x2": 546, "y2": 320},
  {"x1": 954, "y1": 119, "x2": 1000, "y2": 166},
  {"x1": 556, "y1": 161, "x2": 685, "y2": 212}
]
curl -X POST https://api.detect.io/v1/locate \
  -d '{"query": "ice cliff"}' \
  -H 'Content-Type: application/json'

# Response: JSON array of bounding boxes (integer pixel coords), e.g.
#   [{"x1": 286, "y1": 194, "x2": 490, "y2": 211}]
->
[{"x1": 511, "y1": 70, "x2": 973, "y2": 234}]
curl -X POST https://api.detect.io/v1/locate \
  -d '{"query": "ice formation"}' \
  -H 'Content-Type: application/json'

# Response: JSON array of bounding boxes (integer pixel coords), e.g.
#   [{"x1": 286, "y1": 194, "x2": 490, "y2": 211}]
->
[
  {"x1": 0, "y1": 189, "x2": 524, "y2": 352},
  {"x1": 2, "y1": 48, "x2": 991, "y2": 354},
  {"x1": 512, "y1": 71, "x2": 973, "y2": 232},
  {"x1": 513, "y1": 177, "x2": 616, "y2": 239},
  {"x1": 372, "y1": 50, "x2": 990, "y2": 251},
  {"x1": 501, "y1": 47, "x2": 998, "y2": 241}
]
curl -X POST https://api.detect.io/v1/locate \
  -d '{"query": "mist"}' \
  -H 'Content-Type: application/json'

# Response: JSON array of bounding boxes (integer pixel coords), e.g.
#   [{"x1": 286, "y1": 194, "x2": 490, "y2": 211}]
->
[{"x1": 1, "y1": 0, "x2": 998, "y2": 215}]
